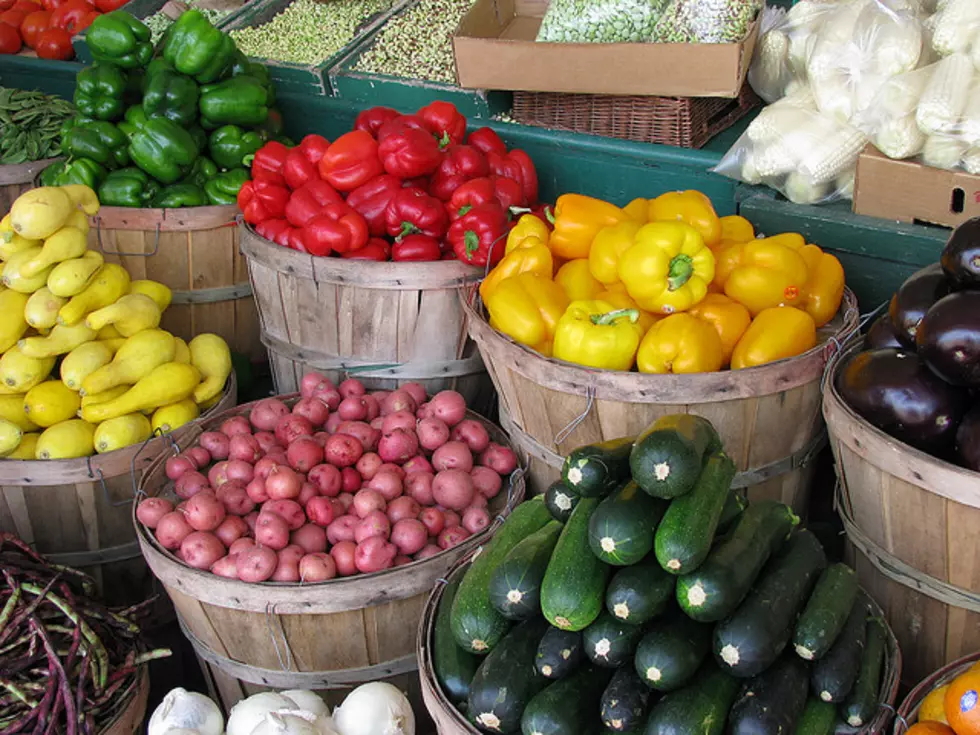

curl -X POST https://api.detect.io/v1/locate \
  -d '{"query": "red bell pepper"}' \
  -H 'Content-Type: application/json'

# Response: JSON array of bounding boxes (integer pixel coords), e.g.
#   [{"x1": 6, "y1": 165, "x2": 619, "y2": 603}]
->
[
  {"x1": 419, "y1": 101, "x2": 466, "y2": 147},
  {"x1": 254, "y1": 217, "x2": 289, "y2": 243},
  {"x1": 403, "y1": 176, "x2": 429, "y2": 191},
  {"x1": 286, "y1": 227, "x2": 306, "y2": 252},
  {"x1": 342, "y1": 238, "x2": 391, "y2": 261},
  {"x1": 284, "y1": 179, "x2": 344, "y2": 228},
  {"x1": 491, "y1": 175, "x2": 523, "y2": 211},
  {"x1": 488, "y1": 149, "x2": 538, "y2": 206},
  {"x1": 392, "y1": 234, "x2": 442, "y2": 262},
  {"x1": 300, "y1": 202, "x2": 369, "y2": 256},
  {"x1": 378, "y1": 126, "x2": 442, "y2": 180},
  {"x1": 385, "y1": 188, "x2": 449, "y2": 239},
  {"x1": 345, "y1": 174, "x2": 402, "y2": 237},
  {"x1": 250, "y1": 141, "x2": 290, "y2": 187},
  {"x1": 318, "y1": 130, "x2": 383, "y2": 192},
  {"x1": 448, "y1": 176, "x2": 523, "y2": 219},
  {"x1": 238, "y1": 179, "x2": 290, "y2": 225},
  {"x1": 377, "y1": 114, "x2": 428, "y2": 143},
  {"x1": 354, "y1": 107, "x2": 401, "y2": 138},
  {"x1": 442, "y1": 249, "x2": 457, "y2": 260},
  {"x1": 467, "y1": 127, "x2": 506, "y2": 156},
  {"x1": 447, "y1": 201, "x2": 509, "y2": 267},
  {"x1": 283, "y1": 149, "x2": 317, "y2": 191},
  {"x1": 428, "y1": 145, "x2": 489, "y2": 201},
  {"x1": 273, "y1": 226, "x2": 295, "y2": 249},
  {"x1": 49, "y1": 0, "x2": 90, "y2": 31},
  {"x1": 298, "y1": 134, "x2": 330, "y2": 165}
]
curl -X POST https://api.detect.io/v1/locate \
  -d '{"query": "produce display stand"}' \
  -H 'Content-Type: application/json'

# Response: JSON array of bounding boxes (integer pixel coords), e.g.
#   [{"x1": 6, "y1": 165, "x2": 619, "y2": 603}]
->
[
  {"x1": 894, "y1": 652, "x2": 980, "y2": 733},
  {"x1": 0, "y1": 157, "x2": 61, "y2": 216}
]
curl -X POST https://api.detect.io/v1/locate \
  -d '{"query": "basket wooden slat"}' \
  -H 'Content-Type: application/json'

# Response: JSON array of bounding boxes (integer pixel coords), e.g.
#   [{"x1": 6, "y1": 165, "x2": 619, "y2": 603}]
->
[{"x1": 0, "y1": 158, "x2": 61, "y2": 216}]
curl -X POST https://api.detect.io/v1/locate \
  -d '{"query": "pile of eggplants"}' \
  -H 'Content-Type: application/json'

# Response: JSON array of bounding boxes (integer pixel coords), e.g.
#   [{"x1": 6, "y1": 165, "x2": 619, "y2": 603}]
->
[{"x1": 841, "y1": 217, "x2": 980, "y2": 470}]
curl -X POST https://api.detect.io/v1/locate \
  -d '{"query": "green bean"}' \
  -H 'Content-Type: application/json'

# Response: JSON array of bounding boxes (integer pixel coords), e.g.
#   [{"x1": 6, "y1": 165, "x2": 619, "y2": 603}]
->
[{"x1": 0, "y1": 86, "x2": 75, "y2": 165}]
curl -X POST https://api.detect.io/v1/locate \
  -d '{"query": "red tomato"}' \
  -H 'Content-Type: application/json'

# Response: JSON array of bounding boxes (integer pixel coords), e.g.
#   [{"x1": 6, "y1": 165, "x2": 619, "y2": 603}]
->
[
  {"x1": 34, "y1": 25, "x2": 70, "y2": 57},
  {"x1": 49, "y1": 0, "x2": 89, "y2": 30},
  {"x1": 0, "y1": 20, "x2": 21, "y2": 52},
  {"x1": 0, "y1": 8, "x2": 26, "y2": 26},
  {"x1": 0, "y1": 0, "x2": 14, "y2": 11},
  {"x1": 41, "y1": 0, "x2": 67, "y2": 10},
  {"x1": 12, "y1": 0, "x2": 39, "y2": 11},
  {"x1": 73, "y1": 7, "x2": 96, "y2": 29},
  {"x1": 19, "y1": 9, "x2": 48, "y2": 47}
]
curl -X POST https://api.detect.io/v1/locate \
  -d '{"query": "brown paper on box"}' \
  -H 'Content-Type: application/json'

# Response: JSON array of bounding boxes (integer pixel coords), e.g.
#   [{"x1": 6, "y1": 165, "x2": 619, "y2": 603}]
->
[
  {"x1": 853, "y1": 145, "x2": 980, "y2": 229},
  {"x1": 452, "y1": 0, "x2": 758, "y2": 98}
]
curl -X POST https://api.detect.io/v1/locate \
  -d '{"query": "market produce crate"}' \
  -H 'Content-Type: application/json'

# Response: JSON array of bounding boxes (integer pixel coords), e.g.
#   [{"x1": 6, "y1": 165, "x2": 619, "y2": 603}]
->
[
  {"x1": 0, "y1": 56, "x2": 79, "y2": 101},
  {"x1": 510, "y1": 83, "x2": 760, "y2": 149},
  {"x1": 894, "y1": 652, "x2": 980, "y2": 733}
]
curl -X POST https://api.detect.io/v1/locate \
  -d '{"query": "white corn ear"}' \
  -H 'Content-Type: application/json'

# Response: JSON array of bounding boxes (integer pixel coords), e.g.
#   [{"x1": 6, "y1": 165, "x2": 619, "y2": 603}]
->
[
  {"x1": 962, "y1": 146, "x2": 980, "y2": 174},
  {"x1": 799, "y1": 124, "x2": 868, "y2": 184},
  {"x1": 922, "y1": 134, "x2": 969, "y2": 169},
  {"x1": 916, "y1": 54, "x2": 974, "y2": 135},
  {"x1": 931, "y1": 0, "x2": 980, "y2": 56},
  {"x1": 960, "y1": 82, "x2": 980, "y2": 144},
  {"x1": 875, "y1": 116, "x2": 927, "y2": 159},
  {"x1": 785, "y1": 172, "x2": 833, "y2": 205}
]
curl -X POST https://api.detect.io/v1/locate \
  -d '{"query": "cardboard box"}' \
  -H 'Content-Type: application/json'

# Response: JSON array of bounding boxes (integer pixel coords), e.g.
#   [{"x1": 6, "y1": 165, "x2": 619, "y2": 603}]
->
[
  {"x1": 853, "y1": 145, "x2": 980, "y2": 229},
  {"x1": 452, "y1": 0, "x2": 758, "y2": 98}
]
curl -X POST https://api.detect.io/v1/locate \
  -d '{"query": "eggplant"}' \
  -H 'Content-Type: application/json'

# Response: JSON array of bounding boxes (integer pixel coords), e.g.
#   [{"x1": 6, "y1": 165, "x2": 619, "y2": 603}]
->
[
  {"x1": 836, "y1": 348, "x2": 967, "y2": 453},
  {"x1": 917, "y1": 291, "x2": 980, "y2": 386},
  {"x1": 888, "y1": 263, "x2": 951, "y2": 348},
  {"x1": 941, "y1": 217, "x2": 980, "y2": 288},
  {"x1": 956, "y1": 403, "x2": 980, "y2": 471},
  {"x1": 864, "y1": 313, "x2": 903, "y2": 350}
]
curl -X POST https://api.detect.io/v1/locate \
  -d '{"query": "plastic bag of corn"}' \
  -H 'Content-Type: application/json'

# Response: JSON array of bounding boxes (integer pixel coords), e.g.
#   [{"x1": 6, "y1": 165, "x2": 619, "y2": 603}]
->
[{"x1": 536, "y1": 0, "x2": 672, "y2": 42}]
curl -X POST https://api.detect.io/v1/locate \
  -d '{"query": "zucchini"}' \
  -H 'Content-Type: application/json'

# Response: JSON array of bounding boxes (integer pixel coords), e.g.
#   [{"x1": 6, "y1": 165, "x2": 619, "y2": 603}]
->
[
  {"x1": 795, "y1": 698, "x2": 837, "y2": 735},
  {"x1": 541, "y1": 497, "x2": 611, "y2": 631},
  {"x1": 489, "y1": 521, "x2": 563, "y2": 621},
  {"x1": 642, "y1": 663, "x2": 739, "y2": 735},
  {"x1": 536, "y1": 627, "x2": 583, "y2": 680},
  {"x1": 605, "y1": 554, "x2": 675, "y2": 625},
  {"x1": 588, "y1": 481, "x2": 667, "y2": 566},
  {"x1": 629, "y1": 414, "x2": 721, "y2": 500},
  {"x1": 793, "y1": 563, "x2": 859, "y2": 661},
  {"x1": 654, "y1": 450, "x2": 736, "y2": 574},
  {"x1": 717, "y1": 489, "x2": 748, "y2": 536},
  {"x1": 634, "y1": 613, "x2": 711, "y2": 692},
  {"x1": 676, "y1": 500, "x2": 799, "y2": 622},
  {"x1": 840, "y1": 618, "x2": 885, "y2": 728},
  {"x1": 468, "y1": 618, "x2": 550, "y2": 734},
  {"x1": 432, "y1": 576, "x2": 480, "y2": 705},
  {"x1": 545, "y1": 480, "x2": 580, "y2": 522},
  {"x1": 561, "y1": 436, "x2": 635, "y2": 497},
  {"x1": 728, "y1": 653, "x2": 810, "y2": 735},
  {"x1": 600, "y1": 666, "x2": 652, "y2": 733},
  {"x1": 810, "y1": 598, "x2": 868, "y2": 703},
  {"x1": 451, "y1": 496, "x2": 553, "y2": 653},
  {"x1": 521, "y1": 664, "x2": 614, "y2": 735},
  {"x1": 583, "y1": 611, "x2": 644, "y2": 668},
  {"x1": 714, "y1": 529, "x2": 828, "y2": 678}
]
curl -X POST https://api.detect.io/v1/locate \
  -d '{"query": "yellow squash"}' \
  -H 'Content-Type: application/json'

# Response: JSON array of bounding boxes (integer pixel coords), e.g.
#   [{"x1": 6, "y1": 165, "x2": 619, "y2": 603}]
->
[
  {"x1": 58, "y1": 264, "x2": 131, "y2": 326},
  {"x1": 0, "y1": 347, "x2": 55, "y2": 393},
  {"x1": 2, "y1": 246, "x2": 54, "y2": 293},
  {"x1": 0, "y1": 289, "x2": 30, "y2": 352},
  {"x1": 9, "y1": 187, "x2": 74, "y2": 240},
  {"x1": 35, "y1": 419, "x2": 96, "y2": 459},
  {"x1": 152, "y1": 399, "x2": 200, "y2": 434},
  {"x1": 61, "y1": 341, "x2": 115, "y2": 391},
  {"x1": 0, "y1": 394, "x2": 38, "y2": 432},
  {"x1": 84, "y1": 293, "x2": 161, "y2": 336},
  {"x1": 18, "y1": 322, "x2": 97, "y2": 358},
  {"x1": 94, "y1": 413, "x2": 152, "y2": 454},
  {"x1": 20, "y1": 226, "x2": 87, "y2": 277},
  {"x1": 46, "y1": 251, "x2": 104, "y2": 297},
  {"x1": 24, "y1": 380, "x2": 82, "y2": 428},
  {"x1": 0, "y1": 222, "x2": 40, "y2": 261},
  {"x1": 80, "y1": 385, "x2": 129, "y2": 408},
  {"x1": 173, "y1": 338, "x2": 191, "y2": 364},
  {"x1": 80, "y1": 362, "x2": 201, "y2": 423},
  {"x1": 189, "y1": 334, "x2": 232, "y2": 404},
  {"x1": 58, "y1": 185, "x2": 99, "y2": 216},
  {"x1": 25, "y1": 288, "x2": 68, "y2": 330},
  {"x1": 8, "y1": 432, "x2": 38, "y2": 459},
  {"x1": 82, "y1": 328, "x2": 177, "y2": 396},
  {"x1": 0, "y1": 418, "x2": 22, "y2": 457},
  {"x1": 129, "y1": 280, "x2": 173, "y2": 311}
]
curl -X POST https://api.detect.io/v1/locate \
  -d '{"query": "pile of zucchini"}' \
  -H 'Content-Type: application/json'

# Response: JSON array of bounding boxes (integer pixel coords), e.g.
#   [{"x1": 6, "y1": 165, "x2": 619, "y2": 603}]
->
[{"x1": 433, "y1": 414, "x2": 890, "y2": 735}]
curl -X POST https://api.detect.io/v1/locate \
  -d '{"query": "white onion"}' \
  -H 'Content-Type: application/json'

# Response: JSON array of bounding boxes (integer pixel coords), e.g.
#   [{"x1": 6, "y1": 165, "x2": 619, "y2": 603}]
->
[
  {"x1": 249, "y1": 712, "x2": 321, "y2": 735},
  {"x1": 227, "y1": 693, "x2": 296, "y2": 735},
  {"x1": 281, "y1": 691, "x2": 330, "y2": 718},
  {"x1": 148, "y1": 689, "x2": 223, "y2": 735},
  {"x1": 332, "y1": 683, "x2": 414, "y2": 735}
]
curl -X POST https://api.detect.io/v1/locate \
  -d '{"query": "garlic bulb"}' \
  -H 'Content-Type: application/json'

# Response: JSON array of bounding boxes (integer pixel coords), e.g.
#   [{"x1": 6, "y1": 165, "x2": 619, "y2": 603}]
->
[{"x1": 148, "y1": 689, "x2": 223, "y2": 735}]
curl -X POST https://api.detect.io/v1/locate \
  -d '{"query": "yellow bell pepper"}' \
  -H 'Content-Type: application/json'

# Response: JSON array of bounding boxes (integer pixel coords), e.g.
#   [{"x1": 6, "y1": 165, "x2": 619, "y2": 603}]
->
[
  {"x1": 555, "y1": 259, "x2": 603, "y2": 301},
  {"x1": 648, "y1": 190, "x2": 722, "y2": 247},
  {"x1": 798, "y1": 244, "x2": 845, "y2": 327},
  {"x1": 596, "y1": 287, "x2": 659, "y2": 334},
  {"x1": 617, "y1": 222, "x2": 715, "y2": 315},
  {"x1": 588, "y1": 221, "x2": 642, "y2": 286},
  {"x1": 688, "y1": 294, "x2": 751, "y2": 366},
  {"x1": 480, "y1": 235, "x2": 553, "y2": 302},
  {"x1": 719, "y1": 215, "x2": 755, "y2": 245},
  {"x1": 637, "y1": 313, "x2": 724, "y2": 374},
  {"x1": 731, "y1": 307, "x2": 817, "y2": 369},
  {"x1": 623, "y1": 198, "x2": 650, "y2": 222},
  {"x1": 720, "y1": 236, "x2": 810, "y2": 316},
  {"x1": 553, "y1": 299, "x2": 643, "y2": 371},
  {"x1": 549, "y1": 194, "x2": 628, "y2": 260},
  {"x1": 484, "y1": 272, "x2": 569, "y2": 356},
  {"x1": 506, "y1": 214, "x2": 550, "y2": 253}
]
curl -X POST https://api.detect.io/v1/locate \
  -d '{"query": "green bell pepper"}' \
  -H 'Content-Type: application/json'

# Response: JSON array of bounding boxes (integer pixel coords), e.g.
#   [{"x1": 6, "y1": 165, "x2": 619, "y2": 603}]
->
[
  {"x1": 199, "y1": 76, "x2": 269, "y2": 128},
  {"x1": 142, "y1": 69, "x2": 199, "y2": 126},
  {"x1": 118, "y1": 105, "x2": 149, "y2": 141},
  {"x1": 208, "y1": 125, "x2": 263, "y2": 170},
  {"x1": 258, "y1": 108, "x2": 285, "y2": 139},
  {"x1": 162, "y1": 10, "x2": 236, "y2": 84},
  {"x1": 204, "y1": 168, "x2": 249, "y2": 205},
  {"x1": 98, "y1": 167, "x2": 161, "y2": 208},
  {"x1": 151, "y1": 183, "x2": 209, "y2": 208},
  {"x1": 54, "y1": 158, "x2": 108, "y2": 189},
  {"x1": 188, "y1": 125, "x2": 208, "y2": 154},
  {"x1": 86, "y1": 12, "x2": 153, "y2": 69},
  {"x1": 62, "y1": 121, "x2": 130, "y2": 170},
  {"x1": 182, "y1": 157, "x2": 218, "y2": 188},
  {"x1": 40, "y1": 161, "x2": 66, "y2": 187},
  {"x1": 231, "y1": 58, "x2": 276, "y2": 107},
  {"x1": 125, "y1": 68, "x2": 144, "y2": 105},
  {"x1": 73, "y1": 64, "x2": 127, "y2": 121},
  {"x1": 129, "y1": 118, "x2": 199, "y2": 184}
]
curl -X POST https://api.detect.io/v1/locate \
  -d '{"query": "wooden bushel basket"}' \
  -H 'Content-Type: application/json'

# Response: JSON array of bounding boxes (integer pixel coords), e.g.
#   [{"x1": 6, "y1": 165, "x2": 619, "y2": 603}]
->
[
  {"x1": 893, "y1": 651, "x2": 980, "y2": 733},
  {"x1": 0, "y1": 158, "x2": 61, "y2": 216},
  {"x1": 825, "y1": 339, "x2": 980, "y2": 686},
  {"x1": 462, "y1": 286, "x2": 860, "y2": 511},
  {"x1": 135, "y1": 394, "x2": 525, "y2": 714},
  {"x1": 100, "y1": 669, "x2": 151, "y2": 735},
  {"x1": 239, "y1": 224, "x2": 493, "y2": 409}
]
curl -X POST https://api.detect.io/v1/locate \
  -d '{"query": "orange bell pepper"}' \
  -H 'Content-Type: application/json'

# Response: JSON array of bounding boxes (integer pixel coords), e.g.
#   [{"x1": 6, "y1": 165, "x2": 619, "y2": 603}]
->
[
  {"x1": 555, "y1": 259, "x2": 603, "y2": 301},
  {"x1": 720, "y1": 235, "x2": 810, "y2": 315},
  {"x1": 637, "y1": 313, "x2": 724, "y2": 374},
  {"x1": 648, "y1": 190, "x2": 722, "y2": 247},
  {"x1": 688, "y1": 293, "x2": 751, "y2": 366},
  {"x1": 480, "y1": 234, "x2": 553, "y2": 302},
  {"x1": 731, "y1": 307, "x2": 817, "y2": 369},
  {"x1": 549, "y1": 194, "x2": 628, "y2": 260},
  {"x1": 798, "y1": 243, "x2": 846, "y2": 327}
]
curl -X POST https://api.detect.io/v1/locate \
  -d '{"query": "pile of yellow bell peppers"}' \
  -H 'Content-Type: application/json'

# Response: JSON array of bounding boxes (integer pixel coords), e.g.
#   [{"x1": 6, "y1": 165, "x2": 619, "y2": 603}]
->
[{"x1": 480, "y1": 190, "x2": 846, "y2": 374}]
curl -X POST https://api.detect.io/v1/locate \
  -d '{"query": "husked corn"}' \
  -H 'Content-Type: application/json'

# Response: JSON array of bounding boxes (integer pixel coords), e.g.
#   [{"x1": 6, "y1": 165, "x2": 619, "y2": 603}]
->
[
  {"x1": 875, "y1": 116, "x2": 927, "y2": 159},
  {"x1": 922, "y1": 134, "x2": 969, "y2": 169},
  {"x1": 799, "y1": 124, "x2": 867, "y2": 184},
  {"x1": 785, "y1": 171, "x2": 832, "y2": 205},
  {"x1": 916, "y1": 53, "x2": 974, "y2": 135}
]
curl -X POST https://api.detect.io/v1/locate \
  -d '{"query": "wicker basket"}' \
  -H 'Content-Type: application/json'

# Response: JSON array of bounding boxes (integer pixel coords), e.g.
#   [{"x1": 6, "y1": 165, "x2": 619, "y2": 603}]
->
[
  {"x1": 510, "y1": 84, "x2": 760, "y2": 148},
  {"x1": 893, "y1": 652, "x2": 980, "y2": 733}
]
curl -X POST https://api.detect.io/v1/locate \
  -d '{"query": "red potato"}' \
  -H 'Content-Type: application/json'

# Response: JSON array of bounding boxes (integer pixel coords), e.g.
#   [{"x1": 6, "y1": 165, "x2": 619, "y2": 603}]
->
[
  {"x1": 415, "y1": 544, "x2": 441, "y2": 560},
  {"x1": 265, "y1": 466, "x2": 302, "y2": 500},
  {"x1": 306, "y1": 496, "x2": 335, "y2": 527},
  {"x1": 402, "y1": 455, "x2": 433, "y2": 475},
  {"x1": 253, "y1": 456, "x2": 282, "y2": 481},
  {"x1": 451, "y1": 420, "x2": 491, "y2": 453},
  {"x1": 432, "y1": 441, "x2": 474, "y2": 473},
  {"x1": 416, "y1": 402, "x2": 433, "y2": 420},
  {"x1": 442, "y1": 509, "x2": 461, "y2": 528},
  {"x1": 433, "y1": 469, "x2": 475, "y2": 510},
  {"x1": 417, "y1": 417, "x2": 450, "y2": 452},
  {"x1": 297, "y1": 482, "x2": 319, "y2": 507},
  {"x1": 254, "y1": 512, "x2": 291, "y2": 550},
  {"x1": 418, "y1": 507, "x2": 445, "y2": 537},
  {"x1": 291, "y1": 524, "x2": 328, "y2": 554},
  {"x1": 327, "y1": 515, "x2": 358, "y2": 544},
  {"x1": 215, "y1": 515, "x2": 249, "y2": 546},
  {"x1": 341, "y1": 467, "x2": 362, "y2": 492},
  {"x1": 250, "y1": 398, "x2": 290, "y2": 431},
  {"x1": 265, "y1": 451, "x2": 288, "y2": 467},
  {"x1": 471, "y1": 466, "x2": 503, "y2": 499},
  {"x1": 276, "y1": 414, "x2": 314, "y2": 446},
  {"x1": 400, "y1": 382, "x2": 427, "y2": 407},
  {"x1": 362, "y1": 394, "x2": 381, "y2": 422},
  {"x1": 301, "y1": 371, "x2": 336, "y2": 399},
  {"x1": 337, "y1": 421, "x2": 380, "y2": 451},
  {"x1": 308, "y1": 463, "x2": 342, "y2": 497},
  {"x1": 370, "y1": 390, "x2": 390, "y2": 402},
  {"x1": 237, "y1": 546, "x2": 278, "y2": 582},
  {"x1": 217, "y1": 483, "x2": 255, "y2": 516},
  {"x1": 337, "y1": 396, "x2": 368, "y2": 422},
  {"x1": 480, "y1": 443, "x2": 518, "y2": 475},
  {"x1": 352, "y1": 488, "x2": 387, "y2": 518},
  {"x1": 166, "y1": 455, "x2": 196, "y2": 481},
  {"x1": 220, "y1": 415, "x2": 252, "y2": 438},
  {"x1": 208, "y1": 461, "x2": 231, "y2": 488},
  {"x1": 280, "y1": 544, "x2": 306, "y2": 564},
  {"x1": 367, "y1": 471, "x2": 403, "y2": 502},
  {"x1": 179, "y1": 532, "x2": 225, "y2": 570},
  {"x1": 211, "y1": 555, "x2": 238, "y2": 579},
  {"x1": 335, "y1": 492, "x2": 355, "y2": 513},
  {"x1": 292, "y1": 396, "x2": 330, "y2": 427},
  {"x1": 199, "y1": 431, "x2": 230, "y2": 460},
  {"x1": 253, "y1": 431, "x2": 281, "y2": 455},
  {"x1": 405, "y1": 473, "x2": 435, "y2": 505},
  {"x1": 136, "y1": 497, "x2": 174, "y2": 529},
  {"x1": 354, "y1": 536, "x2": 397, "y2": 574},
  {"x1": 468, "y1": 492, "x2": 488, "y2": 509},
  {"x1": 299, "y1": 552, "x2": 336, "y2": 582},
  {"x1": 377, "y1": 462, "x2": 406, "y2": 478},
  {"x1": 354, "y1": 510, "x2": 391, "y2": 543},
  {"x1": 393, "y1": 555, "x2": 413, "y2": 567},
  {"x1": 391, "y1": 518, "x2": 427, "y2": 555},
  {"x1": 271, "y1": 554, "x2": 300, "y2": 582},
  {"x1": 462, "y1": 507, "x2": 491, "y2": 534},
  {"x1": 224, "y1": 460, "x2": 255, "y2": 485},
  {"x1": 330, "y1": 540, "x2": 358, "y2": 576},
  {"x1": 246, "y1": 477, "x2": 270, "y2": 504},
  {"x1": 182, "y1": 492, "x2": 226, "y2": 532},
  {"x1": 438, "y1": 525, "x2": 471, "y2": 550},
  {"x1": 378, "y1": 428, "x2": 419, "y2": 464},
  {"x1": 228, "y1": 537, "x2": 255, "y2": 557},
  {"x1": 370, "y1": 417, "x2": 384, "y2": 431},
  {"x1": 243, "y1": 511, "x2": 259, "y2": 534},
  {"x1": 287, "y1": 437, "x2": 324, "y2": 473},
  {"x1": 325, "y1": 433, "x2": 364, "y2": 467},
  {"x1": 262, "y1": 499, "x2": 306, "y2": 530},
  {"x1": 313, "y1": 431, "x2": 330, "y2": 447},
  {"x1": 428, "y1": 391, "x2": 467, "y2": 427},
  {"x1": 229, "y1": 434, "x2": 262, "y2": 463},
  {"x1": 325, "y1": 412, "x2": 343, "y2": 434},
  {"x1": 339, "y1": 378, "x2": 366, "y2": 399},
  {"x1": 355, "y1": 452, "x2": 383, "y2": 481},
  {"x1": 187, "y1": 447, "x2": 211, "y2": 469},
  {"x1": 386, "y1": 496, "x2": 420, "y2": 523},
  {"x1": 381, "y1": 390, "x2": 417, "y2": 417}
]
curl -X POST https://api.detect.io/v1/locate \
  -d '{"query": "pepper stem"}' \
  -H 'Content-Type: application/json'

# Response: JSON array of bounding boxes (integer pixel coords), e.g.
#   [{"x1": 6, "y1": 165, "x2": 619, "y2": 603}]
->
[
  {"x1": 242, "y1": 154, "x2": 255, "y2": 167},
  {"x1": 438, "y1": 131, "x2": 451, "y2": 150},
  {"x1": 667, "y1": 253, "x2": 694, "y2": 291},
  {"x1": 590, "y1": 308, "x2": 639, "y2": 326},
  {"x1": 544, "y1": 205, "x2": 555, "y2": 224},
  {"x1": 464, "y1": 231, "x2": 480, "y2": 257},
  {"x1": 457, "y1": 204, "x2": 473, "y2": 217},
  {"x1": 397, "y1": 221, "x2": 420, "y2": 241}
]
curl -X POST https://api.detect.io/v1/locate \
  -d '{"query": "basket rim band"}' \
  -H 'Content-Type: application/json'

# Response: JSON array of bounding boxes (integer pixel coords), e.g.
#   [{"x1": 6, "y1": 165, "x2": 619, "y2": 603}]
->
[{"x1": 170, "y1": 283, "x2": 253, "y2": 305}]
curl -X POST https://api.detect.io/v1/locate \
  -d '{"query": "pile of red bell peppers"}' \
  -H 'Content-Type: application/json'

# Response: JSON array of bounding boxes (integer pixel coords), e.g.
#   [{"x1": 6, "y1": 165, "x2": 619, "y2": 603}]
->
[{"x1": 238, "y1": 101, "x2": 547, "y2": 265}]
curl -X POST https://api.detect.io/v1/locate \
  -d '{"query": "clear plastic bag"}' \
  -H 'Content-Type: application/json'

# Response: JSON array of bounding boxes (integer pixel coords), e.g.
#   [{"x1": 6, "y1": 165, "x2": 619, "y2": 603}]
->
[
  {"x1": 649, "y1": 0, "x2": 764, "y2": 43},
  {"x1": 536, "y1": 0, "x2": 672, "y2": 42},
  {"x1": 926, "y1": 0, "x2": 980, "y2": 57}
]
